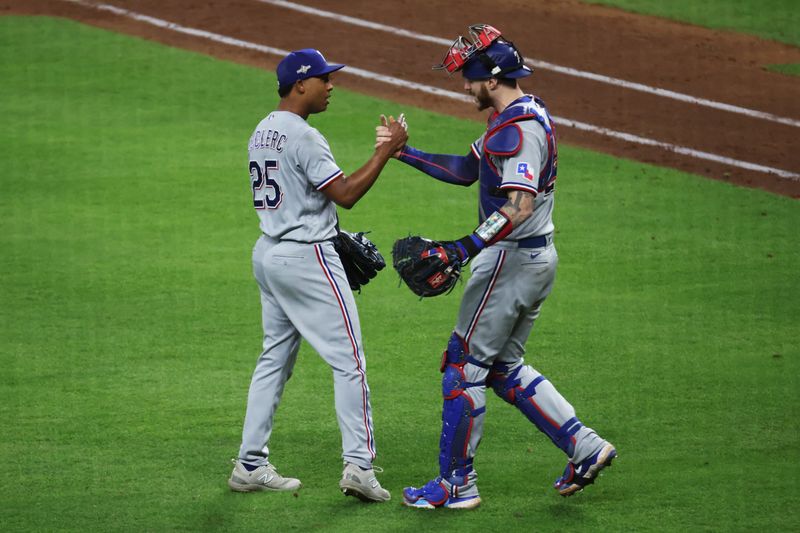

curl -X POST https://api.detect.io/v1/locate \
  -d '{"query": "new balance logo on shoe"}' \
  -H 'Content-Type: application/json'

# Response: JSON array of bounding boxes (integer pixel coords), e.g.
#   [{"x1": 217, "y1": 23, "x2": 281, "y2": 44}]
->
[
  {"x1": 339, "y1": 463, "x2": 390, "y2": 503},
  {"x1": 227, "y1": 459, "x2": 301, "y2": 493}
]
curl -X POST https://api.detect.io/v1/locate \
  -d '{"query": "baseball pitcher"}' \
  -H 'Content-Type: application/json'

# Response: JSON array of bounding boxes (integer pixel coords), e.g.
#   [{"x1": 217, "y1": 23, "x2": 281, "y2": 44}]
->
[{"x1": 229, "y1": 48, "x2": 407, "y2": 502}]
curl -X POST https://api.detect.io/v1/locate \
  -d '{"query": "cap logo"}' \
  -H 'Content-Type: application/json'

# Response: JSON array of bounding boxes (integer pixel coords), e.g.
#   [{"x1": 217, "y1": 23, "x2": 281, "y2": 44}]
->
[{"x1": 296, "y1": 64, "x2": 311, "y2": 74}]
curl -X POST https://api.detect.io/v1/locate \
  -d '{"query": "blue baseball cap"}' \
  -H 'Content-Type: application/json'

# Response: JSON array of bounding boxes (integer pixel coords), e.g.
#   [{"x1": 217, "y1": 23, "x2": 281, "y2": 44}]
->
[{"x1": 276, "y1": 48, "x2": 345, "y2": 90}]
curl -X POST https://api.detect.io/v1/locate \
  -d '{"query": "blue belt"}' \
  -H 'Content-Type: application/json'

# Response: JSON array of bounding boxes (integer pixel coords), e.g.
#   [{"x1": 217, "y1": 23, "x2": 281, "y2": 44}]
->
[{"x1": 516, "y1": 234, "x2": 551, "y2": 248}]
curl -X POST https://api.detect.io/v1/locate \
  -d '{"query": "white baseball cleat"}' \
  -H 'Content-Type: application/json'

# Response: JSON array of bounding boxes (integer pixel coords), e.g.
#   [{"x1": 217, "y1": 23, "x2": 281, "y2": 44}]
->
[
  {"x1": 339, "y1": 462, "x2": 391, "y2": 502},
  {"x1": 227, "y1": 459, "x2": 302, "y2": 492}
]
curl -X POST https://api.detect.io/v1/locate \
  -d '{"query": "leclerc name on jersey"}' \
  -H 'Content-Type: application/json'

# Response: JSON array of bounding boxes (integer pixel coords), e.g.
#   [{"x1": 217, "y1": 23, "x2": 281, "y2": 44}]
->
[{"x1": 249, "y1": 128, "x2": 288, "y2": 152}]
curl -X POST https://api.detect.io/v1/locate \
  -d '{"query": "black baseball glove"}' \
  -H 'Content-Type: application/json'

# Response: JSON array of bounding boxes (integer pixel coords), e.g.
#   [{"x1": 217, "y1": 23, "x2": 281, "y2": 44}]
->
[
  {"x1": 332, "y1": 230, "x2": 386, "y2": 292},
  {"x1": 391, "y1": 236, "x2": 462, "y2": 297}
]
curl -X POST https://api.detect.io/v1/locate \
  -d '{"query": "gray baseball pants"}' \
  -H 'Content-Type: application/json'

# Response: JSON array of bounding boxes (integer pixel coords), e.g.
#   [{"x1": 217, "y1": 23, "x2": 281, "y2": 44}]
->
[{"x1": 237, "y1": 236, "x2": 377, "y2": 470}]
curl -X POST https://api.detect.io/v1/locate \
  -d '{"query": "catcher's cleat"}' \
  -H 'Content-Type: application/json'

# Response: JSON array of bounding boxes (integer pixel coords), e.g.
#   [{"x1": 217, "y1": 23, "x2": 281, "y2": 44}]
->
[
  {"x1": 402, "y1": 476, "x2": 481, "y2": 510},
  {"x1": 339, "y1": 463, "x2": 391, "y2": 503},
  {"x1": 554, "y1": 442, "x2": 617, "y2": 497},
  {"x1": 227, "y1": 459, "x2": 302, "y2": 492}
]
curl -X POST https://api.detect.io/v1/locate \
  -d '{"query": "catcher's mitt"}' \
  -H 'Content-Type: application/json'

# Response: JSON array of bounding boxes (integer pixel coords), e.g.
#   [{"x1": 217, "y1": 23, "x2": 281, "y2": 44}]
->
[
  {"x1": 392, "y1": 236, "x2": 462, "y2": 297},
  {"x1": 332, "y1": 230, "x2": 386, "y2": 292}
]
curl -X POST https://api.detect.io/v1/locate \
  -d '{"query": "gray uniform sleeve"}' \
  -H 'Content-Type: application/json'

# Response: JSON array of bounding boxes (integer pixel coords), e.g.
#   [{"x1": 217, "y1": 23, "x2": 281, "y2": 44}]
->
[
  {"x1": 299, "y1": 128, "x2": 344, "y2": 191},
  {"x1": 497, "y1": 121, "x2": 548, "y2": 195}
]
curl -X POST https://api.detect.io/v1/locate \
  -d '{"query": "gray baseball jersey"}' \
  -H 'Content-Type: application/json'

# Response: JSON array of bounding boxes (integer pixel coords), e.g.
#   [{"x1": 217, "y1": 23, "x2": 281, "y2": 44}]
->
[
  {"x1": 472, "y1": 119, "x2": 555, "y2": 239},
  {"x1": 237, "y1": 110, "x2": 378, "y2": 470},
  {"x1": 248, "y1": 111, "x2": 342, "y2": 242}
]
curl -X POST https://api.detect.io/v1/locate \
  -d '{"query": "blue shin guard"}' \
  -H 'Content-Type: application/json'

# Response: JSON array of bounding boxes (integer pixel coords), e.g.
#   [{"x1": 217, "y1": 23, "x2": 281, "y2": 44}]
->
[
  {"x1": 402, "y1": 333, "x2": 486, "y2": 510},
  {"x1": 488, "y1": 362, "x2": 583, "y2": 457},
  {"x1": 438, "y1": 333, "x2": 489, "y2": 479}
]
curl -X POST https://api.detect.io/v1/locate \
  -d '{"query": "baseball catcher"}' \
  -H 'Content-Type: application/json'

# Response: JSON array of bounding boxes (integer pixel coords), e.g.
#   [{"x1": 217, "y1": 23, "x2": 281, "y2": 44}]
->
[
  {"x1": 377, "y1": 24, "x2": 616, "y2": 510},
  {"x1": 333, "y1": 230, "x2": 386, "y2": 291}
]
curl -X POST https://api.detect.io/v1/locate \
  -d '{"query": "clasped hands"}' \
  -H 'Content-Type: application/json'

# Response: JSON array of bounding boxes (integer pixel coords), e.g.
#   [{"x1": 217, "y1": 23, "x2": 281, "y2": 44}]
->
[{"x1": 375, "y1": 113, "x2": 408, "y2": 157}]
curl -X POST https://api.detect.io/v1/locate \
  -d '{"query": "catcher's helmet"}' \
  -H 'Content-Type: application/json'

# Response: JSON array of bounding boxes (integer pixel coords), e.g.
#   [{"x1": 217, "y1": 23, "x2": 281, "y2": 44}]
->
[{"x1": 436, "y1": 24, "x2": 532, "y2": 81}]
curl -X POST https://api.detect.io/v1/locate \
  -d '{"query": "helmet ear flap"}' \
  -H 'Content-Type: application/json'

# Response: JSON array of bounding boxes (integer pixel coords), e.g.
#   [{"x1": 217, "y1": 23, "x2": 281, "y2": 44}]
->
[{"x1": 476, "y1": 52, "x2": 502, "y2": 78}]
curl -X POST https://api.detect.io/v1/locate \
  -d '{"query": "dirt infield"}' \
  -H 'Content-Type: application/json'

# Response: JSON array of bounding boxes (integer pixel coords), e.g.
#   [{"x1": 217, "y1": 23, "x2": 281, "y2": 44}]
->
[{"x1": 4, "y1": 0, "x2": 799, "y2": 197}]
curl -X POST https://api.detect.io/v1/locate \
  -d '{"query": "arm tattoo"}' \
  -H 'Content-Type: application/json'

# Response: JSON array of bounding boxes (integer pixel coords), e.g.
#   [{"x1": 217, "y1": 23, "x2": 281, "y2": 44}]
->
[{"x1": 501, "y1": 191, "x2": 534, "y2": 225}]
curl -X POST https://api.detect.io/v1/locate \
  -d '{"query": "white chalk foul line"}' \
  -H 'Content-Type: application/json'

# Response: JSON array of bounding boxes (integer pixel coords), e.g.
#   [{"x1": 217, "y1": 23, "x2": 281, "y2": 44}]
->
[
  {"x1": 62, "y1": 0, "x2": 800, "y2": 181},
  {"x1": 258, "y1": 0, "x2": 800, "y2": 130},
  {"x1": 554, "y1": 118, "x2": 799, "y2": 179}
]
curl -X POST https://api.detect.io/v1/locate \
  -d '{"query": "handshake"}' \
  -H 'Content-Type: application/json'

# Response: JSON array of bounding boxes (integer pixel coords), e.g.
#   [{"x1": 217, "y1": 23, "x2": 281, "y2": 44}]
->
[{"x1": 375, "y1": 113, "x2": 408, "y2": 158}]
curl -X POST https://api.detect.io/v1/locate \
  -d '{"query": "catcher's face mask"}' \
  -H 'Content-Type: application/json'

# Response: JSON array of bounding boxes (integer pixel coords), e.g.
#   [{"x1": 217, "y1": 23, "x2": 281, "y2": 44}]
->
[
  {"x1": 436, "y1": 24, "x2": 532, "y2": 81},
  {"x1": 435, "y1": 24, "x2": 502, "y2": 73}
]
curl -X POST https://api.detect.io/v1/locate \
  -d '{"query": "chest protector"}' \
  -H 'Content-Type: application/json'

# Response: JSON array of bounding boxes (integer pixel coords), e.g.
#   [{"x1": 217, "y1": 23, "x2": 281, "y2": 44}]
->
[{"x1": 478, "y1": 95, "x2": 558, "y2": 222}]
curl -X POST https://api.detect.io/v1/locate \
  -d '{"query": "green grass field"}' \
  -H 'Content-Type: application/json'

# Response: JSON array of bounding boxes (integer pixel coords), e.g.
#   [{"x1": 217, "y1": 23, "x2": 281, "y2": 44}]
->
[
  {"x1": 1, "y1": 16, "x2": 798, "y2": 532},
  {"x1": 585, "y1": 0, "x2": 800, "y2": 47}
]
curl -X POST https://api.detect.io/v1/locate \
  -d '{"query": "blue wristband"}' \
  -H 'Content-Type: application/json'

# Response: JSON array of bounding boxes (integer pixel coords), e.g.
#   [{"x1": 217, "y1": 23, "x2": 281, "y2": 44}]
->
[{"x1": 456, "y1": 233, "x2": 485, "y2": 260}]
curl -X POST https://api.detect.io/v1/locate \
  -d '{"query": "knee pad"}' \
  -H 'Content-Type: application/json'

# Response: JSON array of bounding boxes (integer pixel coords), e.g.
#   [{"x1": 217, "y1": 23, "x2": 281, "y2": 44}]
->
[
  {"x1": 441, "y1": 331, "x2": 492, "y2": 372},
  {"x1": 442, "y1": 363, "x2": 466, "y2": 399},
  {"x1": 440, "y1": 331, "x2": 467, "y2": 371}
]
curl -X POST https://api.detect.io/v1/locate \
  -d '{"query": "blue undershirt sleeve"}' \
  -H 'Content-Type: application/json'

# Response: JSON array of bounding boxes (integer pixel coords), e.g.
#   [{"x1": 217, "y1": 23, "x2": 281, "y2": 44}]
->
[{"x1": 397, "y1": 146, "x2": 479, "y2": 186}]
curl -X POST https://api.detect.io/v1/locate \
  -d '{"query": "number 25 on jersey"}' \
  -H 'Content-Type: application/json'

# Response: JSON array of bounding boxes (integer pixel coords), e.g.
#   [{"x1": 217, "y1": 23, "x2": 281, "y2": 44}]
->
[{"x1": 250, "y1": 159, "x2": 283, "y2": 209}]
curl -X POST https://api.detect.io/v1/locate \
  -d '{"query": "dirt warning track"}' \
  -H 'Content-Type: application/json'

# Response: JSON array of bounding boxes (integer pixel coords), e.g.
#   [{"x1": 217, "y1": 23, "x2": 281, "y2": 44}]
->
[{"x1": 4, "y1": 0, "x2": 799, "y2": 197}]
